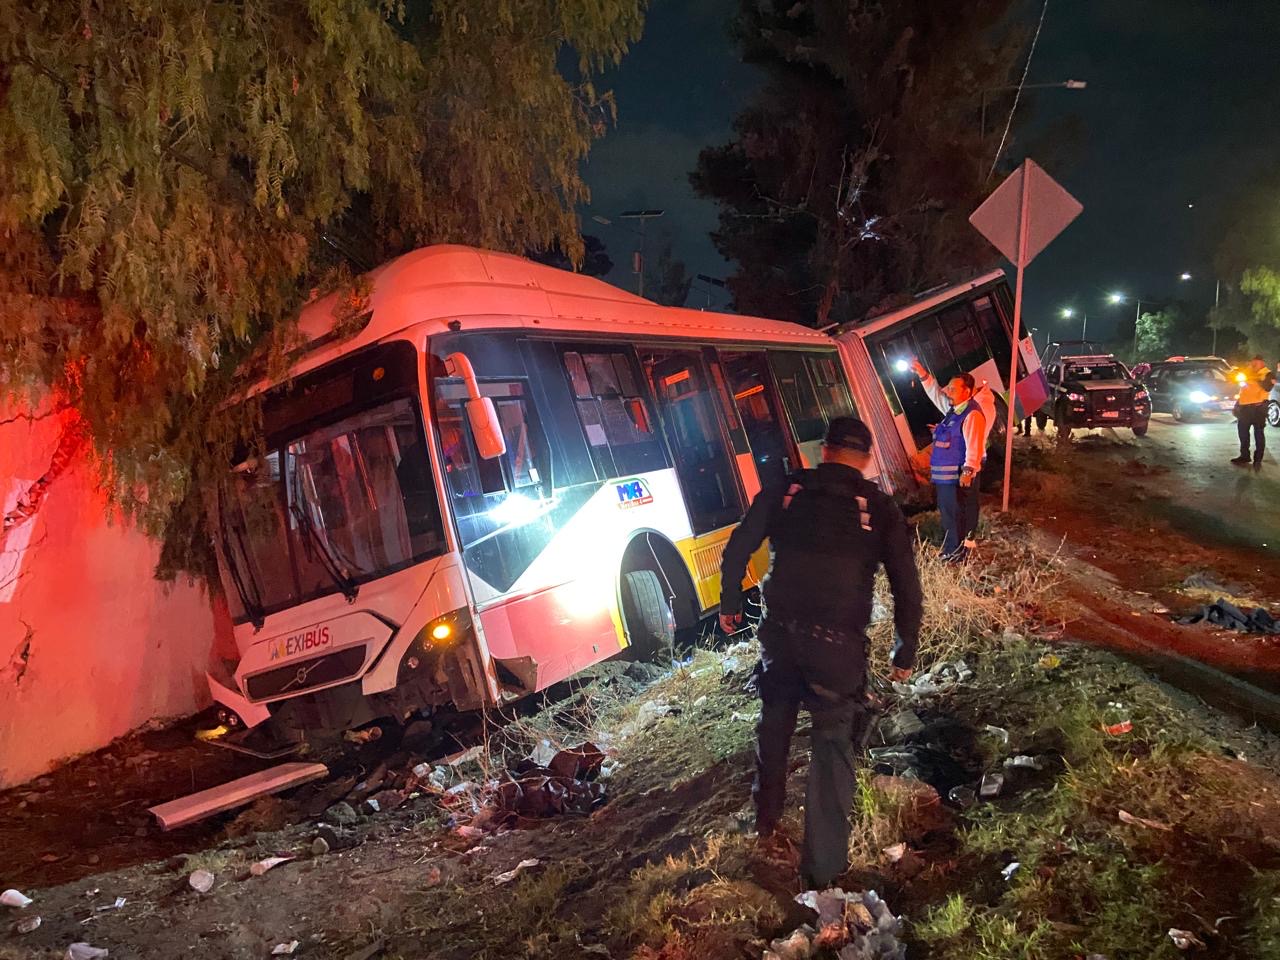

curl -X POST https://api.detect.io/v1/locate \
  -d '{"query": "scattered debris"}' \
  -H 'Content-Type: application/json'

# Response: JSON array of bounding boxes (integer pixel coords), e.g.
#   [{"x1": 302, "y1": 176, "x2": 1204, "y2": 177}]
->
[
  {"x1": 1003, "y1": 755, "x2": 1045, "y2": 771},
  {"x1": 493, "y1": 858, "x2": 541, "y2": 885},
  {"x1": 947, "y1": 785, "x2": 976, "y2": 808},
  {"x1": 1037, "y1": 653, "x2": 1062, "y2": 670},
  {"x1": 548, "y1": 743, "x2": 605, "y2": 781},
  {"x1": 1178, "y1": 599, "x2": 1279, "y2": 635},
  {"x1": 880, "y1": 710, "x2": 925, "y2": 741},
  {"x1": 1001, "y1": 861, "x2": 1021, "y2": 880},
  {"x1": 66, "y1": 944, "x2": 109, "y2": 960},
  {"x1": 881, "y1": 842, "x2": 907, "y2": 863},
  {"x1": 772, "y1": 888, "x2": 905, "y2": 960},
  {"x1": 443, "y1": 745, "x2": 484, "y2": 767},
  {"x1": 343, "y1": 727, "x2": 383, "y2": 745},
  {"x1": 148, "y1": 761, "x2": 329, "y2": 830},
  {"x1": 982, "y1": 725, "x2": 1010, "y2": 745},
  {"x1": 619, "y1": 700, "x2": 673, "y2": 737},
  {"x1": 1102, "y1": 720, "x2": 1134, "y2": 736},
  {"x1": 272, "y1": 941, "x2": 301, "y2": 955},
  {"x1": 13, "y1": 915, "x2": 41, "y2": 934},
  {"x1": 424, "y1": 865, "x2": 443, "y2": 887},
  {"x1": 452, "y1": 825, "x2": 485, "y2": 842},
  {"x1": 979, "y1": 772, "x2": 1005, "y2": 799},
  {"x1": 1118, "y1": 809, "x2": 1173, "y2": 832},
  {"x1": 528, "y1": 740, "x2": 558, "y2": 768},
  {"x1": 1168, "y1": 928, "x2": 1206, "y2": 950},
  {"x1": 249, "y1": 856, "x2": 294, "y2": 877},
  {"x1": 1, "y1": 888, "x2": 33, "y2": 908},
  {"x1": 730, "y1": 710, "x2": 761, "y2": 723},
  {"x1": 94, "y1": 897, "x2": 126, "y2": 912},
  {"x1": 188, "y1": 869, "x2": 215, "y2": 894}
]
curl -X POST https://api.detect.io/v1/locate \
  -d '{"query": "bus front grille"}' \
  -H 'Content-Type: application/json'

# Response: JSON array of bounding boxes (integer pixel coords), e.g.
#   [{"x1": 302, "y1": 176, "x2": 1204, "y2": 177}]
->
[{"x1": 245, "y1": 646, "x2": 367, "y2": 702}]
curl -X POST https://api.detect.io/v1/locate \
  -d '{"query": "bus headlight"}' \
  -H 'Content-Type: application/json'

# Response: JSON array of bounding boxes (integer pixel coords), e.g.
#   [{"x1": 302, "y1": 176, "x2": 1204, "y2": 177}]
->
[{"x1": 431, "y1": 622, "x2": 453, "y2": 642}]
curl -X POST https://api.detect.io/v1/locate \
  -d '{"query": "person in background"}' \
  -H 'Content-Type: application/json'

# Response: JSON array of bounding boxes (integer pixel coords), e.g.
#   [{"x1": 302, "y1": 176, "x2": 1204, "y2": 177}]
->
[
  {"x1": 718, "y1": 417, "x2": 922, "y2": 891},
  {"x1": 1232, "y1": 355, "x2": 1275, "y2": 469},
  {"x1": 910, "y1": 359, "x2": 991, "y2": 555}
]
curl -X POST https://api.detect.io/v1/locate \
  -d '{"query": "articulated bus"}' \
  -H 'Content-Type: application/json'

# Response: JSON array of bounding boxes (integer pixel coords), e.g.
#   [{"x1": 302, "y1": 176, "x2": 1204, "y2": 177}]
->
[
  {"x1": 207, "y1": 245, "x2": 895, "y2": 739},
  {"x1": 831, "y1": 271, "x2": 1049, "y2": 490}
]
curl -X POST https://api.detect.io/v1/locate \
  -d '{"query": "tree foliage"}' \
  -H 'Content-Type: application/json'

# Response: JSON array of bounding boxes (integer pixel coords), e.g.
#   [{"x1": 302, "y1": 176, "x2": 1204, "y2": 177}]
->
[
  {"x1": 692, "y1": 0, "x2": 1028, "y2": 328},
  {"x1": 0, "y1": 0, "x2": 644, "y2": 578},
  {"x1": 1213, "y1": 166, "x2": 1280, "y2": 360},
  {"x1": 1134, "y1": 308, "x2": 1180, "y2": 359},
  {"x1": 643, "y1": 233, "x2": 691, "y2": 307}
]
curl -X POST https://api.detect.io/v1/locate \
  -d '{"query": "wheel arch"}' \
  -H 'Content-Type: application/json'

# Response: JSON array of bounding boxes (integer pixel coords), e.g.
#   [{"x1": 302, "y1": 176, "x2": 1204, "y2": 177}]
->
[{"x1": 619, "y1": 529, "x2": 701, "y2": 634}]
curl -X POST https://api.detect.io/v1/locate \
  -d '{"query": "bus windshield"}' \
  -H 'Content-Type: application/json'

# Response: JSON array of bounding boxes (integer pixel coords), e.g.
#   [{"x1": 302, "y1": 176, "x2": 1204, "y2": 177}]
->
[{"x1": 218, "y1": 396, "x2": 446, "y2": 622}]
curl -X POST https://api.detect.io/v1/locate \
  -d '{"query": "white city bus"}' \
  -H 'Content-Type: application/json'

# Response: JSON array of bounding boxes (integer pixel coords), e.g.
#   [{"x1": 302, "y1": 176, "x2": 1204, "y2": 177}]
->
[{"x1": 207, "y1": 245, "x2": 893, "y2": 738}]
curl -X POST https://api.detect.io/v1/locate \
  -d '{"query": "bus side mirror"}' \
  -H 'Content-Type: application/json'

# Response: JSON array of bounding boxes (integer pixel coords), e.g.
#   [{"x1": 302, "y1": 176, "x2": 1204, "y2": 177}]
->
[
  {"x1": 445, "y1": 351, "x2": 507, "y2": 460},
  {"x1": 467, "y1": 397, "x2": 507, "y2": 461}
]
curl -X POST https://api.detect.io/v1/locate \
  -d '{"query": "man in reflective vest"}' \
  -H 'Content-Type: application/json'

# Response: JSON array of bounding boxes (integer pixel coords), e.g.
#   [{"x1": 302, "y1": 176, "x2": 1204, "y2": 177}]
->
[
  {"x1": 911, "y1": 363, "x2": 987, "y2": 560},
  {"x1": 718, "y1": 416, "x2": 923, "y2": 890},
  {"x1": 1231, "y1": 355, "x2": 1274, "y2": 469}
]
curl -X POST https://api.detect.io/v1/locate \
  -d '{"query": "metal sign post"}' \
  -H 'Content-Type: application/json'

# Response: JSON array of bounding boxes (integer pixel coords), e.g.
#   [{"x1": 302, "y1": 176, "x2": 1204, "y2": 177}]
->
[{"x1": 969, "y1": 159, "x2": 1082, "y2": 512}]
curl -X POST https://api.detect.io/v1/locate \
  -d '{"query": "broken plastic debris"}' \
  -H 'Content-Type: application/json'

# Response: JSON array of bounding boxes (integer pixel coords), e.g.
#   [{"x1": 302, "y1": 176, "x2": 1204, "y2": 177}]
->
[
  {"x1": 66, "y1": 945, "x2": 109, "y2": 960},
  {"x1": 1037, "y1": 653, "x2": 1061, "y2": 669},
  {"x1": 947, "y1": 785, "x2": 976, "y2": 808},
  {"x1": 528, "y1": 740, "x2": 557, "y2": 768},
  {"x1": 1118, "y1": 809, "x2": 1172, "y2": 832},
  {"x1": 453, "y1": 824, "x2": 485, "y2": 841},
  {"x1": 249, "y1": 856, "x2": 294, "y2": 877},
  {"x1": 979, "y1": 773, "x2": 1005, "y2": 798},
  {"x1": 188, "y1": 870, "x2": 215, "y2": 893},
  {"x1": 1102, "y1": 720, "x2": 1134, "y2": 736},
  {"x1": 1003, "y1": 755, "x2": 1045, "y2": 771},
  {"x1": 730, "y1": 710, "x2": 761, "y2": 722},
  {"x1": 882, "y1": 843, "x2": 907, "y2": 863},
  {"x1": 272, "y1": 941, "x2": 300, "y2": 955},
  {"x1": 95, "y1": 897, "x2": 126, "y2": 912},
  {"x1": 1168, "y1": 928, "x2": 1206, "y2": 950},
  {"x1": 493, "y1": 858, "x2": 540, "y2": 885},
  {"x1": 1001, "y1": 862, "x2": 1021, "y2": 880},
  {"x1": 982, "y1": 725, "x2": 1010, "y2": 745},
  {"x1": 1, "y1": 889, "x2": 33, "y2": 908},
  {"x1": 14, "y1": 915, "x2": 41, "y2": 934},
  {"x1": 443, "y1": 745, "x2": 484, "y2": 766},
  {"x1": 195, "y1": 725, "x2": 228, "y2": 742}
]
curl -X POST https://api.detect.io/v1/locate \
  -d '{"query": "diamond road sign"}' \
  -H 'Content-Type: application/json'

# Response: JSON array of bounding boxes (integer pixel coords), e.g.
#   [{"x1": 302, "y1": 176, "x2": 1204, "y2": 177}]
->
[{"x1": 969, "y1": 159, "x2": 1081, "y2": 268}]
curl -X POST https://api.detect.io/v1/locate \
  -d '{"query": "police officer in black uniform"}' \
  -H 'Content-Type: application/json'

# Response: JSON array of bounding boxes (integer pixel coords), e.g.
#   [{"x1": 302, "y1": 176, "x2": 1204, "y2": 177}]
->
[{"x1": 718, "y1": 417, "x2": 923, "y2": 889}]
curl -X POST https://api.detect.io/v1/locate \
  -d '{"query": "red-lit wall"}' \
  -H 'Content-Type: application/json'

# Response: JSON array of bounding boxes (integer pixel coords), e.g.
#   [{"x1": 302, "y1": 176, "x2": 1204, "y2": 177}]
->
[{"x1": 0, "y1": 403, "x2": 225, "y2": 788}]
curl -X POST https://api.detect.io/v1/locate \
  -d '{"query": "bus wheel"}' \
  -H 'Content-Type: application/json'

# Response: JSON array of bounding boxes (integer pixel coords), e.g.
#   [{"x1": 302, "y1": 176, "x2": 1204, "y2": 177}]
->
[{"x1": 621, "y1": 569, "x2": 676, "y2": 664}]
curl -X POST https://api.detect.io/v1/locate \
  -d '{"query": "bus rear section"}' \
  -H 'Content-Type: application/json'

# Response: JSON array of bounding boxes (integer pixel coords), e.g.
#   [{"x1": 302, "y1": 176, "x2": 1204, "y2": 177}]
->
[{"x1": 833, "y1": 271, "x2": 1049, "y2": 489}]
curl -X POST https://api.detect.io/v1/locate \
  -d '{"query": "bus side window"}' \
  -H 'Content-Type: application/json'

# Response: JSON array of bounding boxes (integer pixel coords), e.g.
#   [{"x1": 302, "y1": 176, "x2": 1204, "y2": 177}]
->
[
  {"x1": 562, "y1": 348, "x2": 666, "y2": 478},
  {"x1": 804, "y1": 352, "x2": 857, "y2": 420}
]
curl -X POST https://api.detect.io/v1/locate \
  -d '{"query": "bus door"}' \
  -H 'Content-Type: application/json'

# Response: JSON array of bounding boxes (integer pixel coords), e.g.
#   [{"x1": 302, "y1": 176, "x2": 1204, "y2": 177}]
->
[
  {"x1": 642, "y1": 349, "x2": 744, "y2": 536},
  {"x1": 718, "y1": 350, "x2": 796, "y2": 492}
]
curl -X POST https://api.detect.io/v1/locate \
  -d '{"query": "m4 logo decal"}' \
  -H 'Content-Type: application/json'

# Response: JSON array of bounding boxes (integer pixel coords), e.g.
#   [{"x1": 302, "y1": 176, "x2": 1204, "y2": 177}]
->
[{"x1": 615, "y1": 478, "x2": 654, "y2": 509}]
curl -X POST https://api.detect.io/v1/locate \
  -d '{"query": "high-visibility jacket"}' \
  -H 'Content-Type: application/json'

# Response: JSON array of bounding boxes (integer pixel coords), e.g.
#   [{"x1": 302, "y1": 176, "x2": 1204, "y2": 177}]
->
[
  {"x1": 1238, "y1": 366, "x2": 1274, "y2": 406},
  {"x1": 930, "y1": 402, "x2": 981, "y2": 485}
]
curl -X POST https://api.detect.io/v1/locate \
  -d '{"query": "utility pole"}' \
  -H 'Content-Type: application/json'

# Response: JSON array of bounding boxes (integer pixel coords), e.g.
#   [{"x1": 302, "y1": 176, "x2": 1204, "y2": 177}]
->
[{"x1": 619, "y1": 209, "x2": 664, "y2": 297}]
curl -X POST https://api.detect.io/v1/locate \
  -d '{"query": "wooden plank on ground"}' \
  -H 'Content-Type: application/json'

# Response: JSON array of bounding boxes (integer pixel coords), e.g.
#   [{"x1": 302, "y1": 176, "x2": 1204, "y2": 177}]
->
[{"x1": 148, "y1": 762, "x2": 329, "y2": 831}]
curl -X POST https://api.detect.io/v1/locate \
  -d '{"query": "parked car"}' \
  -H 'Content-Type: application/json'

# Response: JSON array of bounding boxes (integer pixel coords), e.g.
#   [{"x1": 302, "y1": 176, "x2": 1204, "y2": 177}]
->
[
  {"x1": 1142, "y1": 360, "x2": 1235, "y2": 421},
  {"x1": 1037, "y1": 352, "x2": 1151, "y2": 438}
]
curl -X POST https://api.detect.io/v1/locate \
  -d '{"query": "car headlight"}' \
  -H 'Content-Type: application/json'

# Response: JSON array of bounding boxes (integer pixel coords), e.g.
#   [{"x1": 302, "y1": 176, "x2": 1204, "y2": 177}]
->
[
  {"x1": 1067, "y1": 392, "x2": 1085, "y2": 401},
  {"x1": 1188, "y1": 390, "x2": 1210, "y2": 404}
]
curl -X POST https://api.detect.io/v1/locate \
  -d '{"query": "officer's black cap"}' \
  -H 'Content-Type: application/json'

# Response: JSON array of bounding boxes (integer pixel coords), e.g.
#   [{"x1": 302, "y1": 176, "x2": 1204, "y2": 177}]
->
[{"x1": 823, "y1": 416, "x2": 872, "y2": 453}]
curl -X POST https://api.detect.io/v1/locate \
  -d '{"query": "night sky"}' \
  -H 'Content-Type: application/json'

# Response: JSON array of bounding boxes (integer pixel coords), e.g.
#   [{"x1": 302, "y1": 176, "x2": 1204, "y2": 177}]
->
[{"x1": 582, "y1": 0, "x2": 1280, "y2": 352}]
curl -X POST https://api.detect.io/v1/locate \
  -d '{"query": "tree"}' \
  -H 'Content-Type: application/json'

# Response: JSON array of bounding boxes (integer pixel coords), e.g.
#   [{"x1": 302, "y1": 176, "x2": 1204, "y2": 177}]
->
[
  {"x1": 1134, "y1": 308, "x2": 1180, "y2": 359},
  {"x1": 643, "y1": 234, "x2": 692, "y2": 307},
  {"x1": 692, "y1": 0, "x2": 1029, "y2": 328},
  {"x1": 529, "y1": 234, "x2": 614, "y2": 276},
  {"x1": 0, "y1": 0, "x2": 644, "y2": 578},
  {"x1": 1213, "y1": 166, "x2": 1280, "y2": 360}
]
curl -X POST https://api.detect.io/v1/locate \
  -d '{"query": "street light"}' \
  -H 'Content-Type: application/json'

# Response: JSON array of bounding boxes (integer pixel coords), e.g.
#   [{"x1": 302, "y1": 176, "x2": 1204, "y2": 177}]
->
[
  {"x1": 980, "y1": 79, "x2": 1087, "y2": 137},
  {"x1": 1180, "y1": 272, "x2": 1193, "y2": 281},
  {"x1": 1060, "y1": 306, "x2": 1087, "y2": 341}
]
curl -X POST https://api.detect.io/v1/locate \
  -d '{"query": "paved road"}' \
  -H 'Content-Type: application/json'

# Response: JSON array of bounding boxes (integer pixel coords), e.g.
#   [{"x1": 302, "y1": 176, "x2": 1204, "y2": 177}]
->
[{"x1": 1133, "y1": 413, "x2": 1280, "y2": 556}]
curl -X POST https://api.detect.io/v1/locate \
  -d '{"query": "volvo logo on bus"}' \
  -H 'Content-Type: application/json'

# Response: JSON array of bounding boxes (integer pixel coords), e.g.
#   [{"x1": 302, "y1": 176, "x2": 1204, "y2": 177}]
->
[{"x1": 615, "y1": 478, "x2": 654, "y2": 509}]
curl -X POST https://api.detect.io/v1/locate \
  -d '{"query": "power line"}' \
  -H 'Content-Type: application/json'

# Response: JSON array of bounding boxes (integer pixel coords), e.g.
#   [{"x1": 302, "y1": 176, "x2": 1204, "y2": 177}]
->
[{"x1": 987, "y1": 0, "x2": 1049, "y2": 182}]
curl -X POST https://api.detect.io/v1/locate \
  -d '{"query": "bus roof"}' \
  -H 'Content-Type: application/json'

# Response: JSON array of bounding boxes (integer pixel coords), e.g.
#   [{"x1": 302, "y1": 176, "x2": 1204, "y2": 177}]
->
[
  {"x1": 290, "y1": 245, "x2": 830, "y2": 373},
  {"x1": 832, "y1": 270, "x2": 1007, "y2": 339}
]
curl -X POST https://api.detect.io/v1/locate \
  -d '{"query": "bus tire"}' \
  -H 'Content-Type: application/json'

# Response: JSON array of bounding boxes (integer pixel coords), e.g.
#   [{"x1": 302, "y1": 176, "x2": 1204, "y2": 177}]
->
[{"x1": 621, "y1": 569, "x2": 675, "y2": 664}]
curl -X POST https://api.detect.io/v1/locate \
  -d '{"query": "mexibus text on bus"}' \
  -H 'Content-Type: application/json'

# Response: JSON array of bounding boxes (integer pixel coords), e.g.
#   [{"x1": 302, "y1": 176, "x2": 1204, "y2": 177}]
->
[{"x1": 207, "y1": 245, "x2": 903, "y2": 740}]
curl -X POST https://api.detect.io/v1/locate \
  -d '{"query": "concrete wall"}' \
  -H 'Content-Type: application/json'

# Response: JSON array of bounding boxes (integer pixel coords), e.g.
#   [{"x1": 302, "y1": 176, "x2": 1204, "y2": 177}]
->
[{"x1": 0, "y1": 404, "x2": 224, "y2": 788}]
